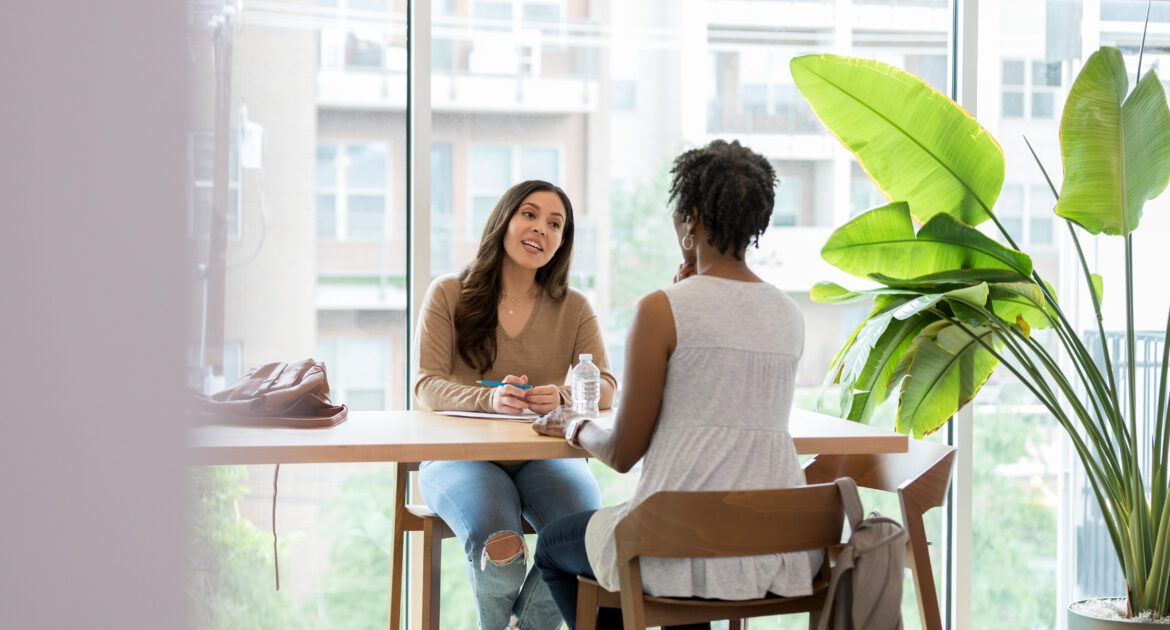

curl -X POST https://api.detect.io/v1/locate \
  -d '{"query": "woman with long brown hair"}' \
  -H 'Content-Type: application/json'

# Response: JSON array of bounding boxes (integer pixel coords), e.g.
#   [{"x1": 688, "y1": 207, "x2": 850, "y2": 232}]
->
[{"x1": 413, "y1": 179, "x2": 617, "y2": 630}]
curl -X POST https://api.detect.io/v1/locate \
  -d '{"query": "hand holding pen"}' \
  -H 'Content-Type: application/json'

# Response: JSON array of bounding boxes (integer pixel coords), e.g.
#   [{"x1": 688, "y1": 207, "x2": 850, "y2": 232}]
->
[{"x1": 481, "y1": 375, "x2": 562, "y2": 415}]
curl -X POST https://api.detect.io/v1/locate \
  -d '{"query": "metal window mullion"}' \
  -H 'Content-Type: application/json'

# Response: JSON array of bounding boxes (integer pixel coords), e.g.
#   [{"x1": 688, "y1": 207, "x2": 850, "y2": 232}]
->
[
  {"x1": 950, "y1": 2, "x2": 978, "y2": 629},
  {"x1": 338, "y1": 144, "x2": 349, "y2": 241},
  {"x1": 407, "y1": 0, "x2": 431, "y2": 406}
]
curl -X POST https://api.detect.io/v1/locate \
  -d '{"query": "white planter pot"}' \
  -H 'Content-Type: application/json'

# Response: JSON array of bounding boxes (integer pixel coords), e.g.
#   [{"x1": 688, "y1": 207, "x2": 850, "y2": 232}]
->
[{"x1": 1069, "y1": 599, "x2": 1167, "y2": 629}]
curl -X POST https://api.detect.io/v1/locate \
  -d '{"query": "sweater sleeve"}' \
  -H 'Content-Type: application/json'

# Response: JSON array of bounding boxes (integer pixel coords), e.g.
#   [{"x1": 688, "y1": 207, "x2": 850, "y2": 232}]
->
[
  {"x1": 557, "y1": 297, "x2": 618, "y2": 410},
  {"x1": 413, "y1": 278, "x2": 494, "y2": 412}
]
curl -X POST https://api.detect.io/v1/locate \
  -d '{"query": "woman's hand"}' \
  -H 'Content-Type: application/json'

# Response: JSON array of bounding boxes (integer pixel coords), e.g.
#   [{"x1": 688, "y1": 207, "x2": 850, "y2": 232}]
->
[
  {"x1": 532, "y1": 405, "x2": 577, "y2": 438},
  {"x1": 673, "y1": 261, "x2": 697, "y2": 283},
  {"x1": 523, "y1": 384, "x2": 561, "y2": 414},
  {"x1": 490, "y1": 374, "x2": 530, "y2": 414}
]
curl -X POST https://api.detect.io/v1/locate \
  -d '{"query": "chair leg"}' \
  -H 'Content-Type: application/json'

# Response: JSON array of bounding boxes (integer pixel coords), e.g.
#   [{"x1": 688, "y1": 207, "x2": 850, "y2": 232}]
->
[
  {"x1": 421, "y1": 521, "x2": 443, "y2": 630},
  {"x1": 728, "y1": 619, "x2": 747, "y2": 630},
  {"x1": 808, "y1": 610, "x2": 821, "y2": 630},
  {"x1": 388, "y1": 516, "x2": 405, "y2": 630},
  {"x1": 903, "y1": 499, "x2": 942, "y2": 630},
  {"x1": 576, "y1": 580, "x2": 599, "y2": 630}
]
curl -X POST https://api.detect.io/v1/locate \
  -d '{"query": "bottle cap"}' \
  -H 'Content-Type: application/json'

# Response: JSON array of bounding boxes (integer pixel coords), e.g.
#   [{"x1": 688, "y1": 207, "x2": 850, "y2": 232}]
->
[{"x1": 579, "y1": 353, "x2": 593, "y2": 362}]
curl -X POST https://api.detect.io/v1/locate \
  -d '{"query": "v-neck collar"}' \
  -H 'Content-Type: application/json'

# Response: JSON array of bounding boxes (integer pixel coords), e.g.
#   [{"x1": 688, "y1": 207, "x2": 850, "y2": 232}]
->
[{"x1": 498, "y1": 290, "x2": 542, "y2": 341}]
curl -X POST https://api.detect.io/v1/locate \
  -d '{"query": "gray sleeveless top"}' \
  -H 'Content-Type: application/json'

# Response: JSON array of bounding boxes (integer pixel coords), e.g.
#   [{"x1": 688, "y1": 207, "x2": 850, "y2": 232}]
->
[{"x1": 584, "y1": 275, "x2": 815, "y2": 599}]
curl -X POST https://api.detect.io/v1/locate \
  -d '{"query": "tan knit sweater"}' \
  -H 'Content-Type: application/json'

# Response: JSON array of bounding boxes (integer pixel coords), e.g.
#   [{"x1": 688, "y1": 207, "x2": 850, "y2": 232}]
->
[{"x1": 413, "y1": 274, "x2": 617, "y2": 412}]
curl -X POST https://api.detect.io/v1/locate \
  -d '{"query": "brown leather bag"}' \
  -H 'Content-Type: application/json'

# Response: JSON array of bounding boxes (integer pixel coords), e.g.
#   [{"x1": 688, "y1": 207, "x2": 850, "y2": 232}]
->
[{"x1": 191, "y1": 358, "x2": 348, "y2": 428}]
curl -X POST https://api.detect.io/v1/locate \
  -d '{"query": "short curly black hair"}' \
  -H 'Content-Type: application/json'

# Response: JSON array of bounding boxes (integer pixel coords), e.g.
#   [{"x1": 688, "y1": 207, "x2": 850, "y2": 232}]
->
[{"x1": 668, "y1": 139, "x2": 776, "y2": 259}]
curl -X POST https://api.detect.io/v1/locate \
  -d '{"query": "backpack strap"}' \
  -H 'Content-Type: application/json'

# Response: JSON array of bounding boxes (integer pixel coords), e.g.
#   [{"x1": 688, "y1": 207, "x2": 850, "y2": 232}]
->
[
  {"x1": 816, "y1": 477, "x2": 866, "y2": 630},
  {"x1": 835, "y1": 477, "x2": 865, "y2": 531}
]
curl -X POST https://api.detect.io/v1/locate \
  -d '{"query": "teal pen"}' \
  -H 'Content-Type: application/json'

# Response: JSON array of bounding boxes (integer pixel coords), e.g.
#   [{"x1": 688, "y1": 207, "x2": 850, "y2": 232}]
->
[{"x1": 477, "y1": 380, "x2": 534, "y2": 390}]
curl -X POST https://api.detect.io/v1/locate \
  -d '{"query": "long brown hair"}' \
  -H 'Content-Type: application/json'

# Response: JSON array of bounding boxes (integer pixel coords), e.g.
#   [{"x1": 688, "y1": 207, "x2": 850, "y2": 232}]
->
[{"x1": 454, "y1": 180, "x2": 576, "y2": 374}]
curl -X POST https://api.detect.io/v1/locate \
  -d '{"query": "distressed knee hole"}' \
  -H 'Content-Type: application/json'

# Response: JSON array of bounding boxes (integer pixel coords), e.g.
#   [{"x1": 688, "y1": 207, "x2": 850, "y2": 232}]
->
[{"x1": 480, "y1": 531, "x2": 525, "y2": 571}]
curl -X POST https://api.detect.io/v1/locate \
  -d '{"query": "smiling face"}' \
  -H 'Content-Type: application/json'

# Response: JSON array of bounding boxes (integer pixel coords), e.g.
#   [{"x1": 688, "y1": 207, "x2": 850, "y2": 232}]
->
[{"x1": 501, "y1": 191, "x2": 566, "y2": 271}]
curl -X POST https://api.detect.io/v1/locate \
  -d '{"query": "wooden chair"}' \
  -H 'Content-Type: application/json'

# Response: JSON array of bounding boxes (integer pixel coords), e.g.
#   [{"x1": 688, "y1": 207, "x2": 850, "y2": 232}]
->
[
  {"x1": 387, "y1": 461, "x2": 536, "y2": 630},
  {"x1": 576, "y1": 482, "x2": 849, "y2": 630},
  {"x1": 803, "y1": 439, "x2": 956, "y2": 630}
]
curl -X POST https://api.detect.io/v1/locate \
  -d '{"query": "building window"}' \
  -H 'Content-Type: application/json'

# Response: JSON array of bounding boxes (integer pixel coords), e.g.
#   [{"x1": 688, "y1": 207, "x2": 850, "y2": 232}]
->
[
  {"x1": 1002, "y1": 58, "x2": 1062, "y2": 120},
  {"x1": 190, "y1": 132, "x2": 241, "y2": 239},
  {"x1": 850, "y1": 161, "x2": 885, "y2": 216},
  {"x1": 996, "y1": 183, "x2": 1054, "y2": 248},
  {"x1": 431, "y1": 144, "x2": 454, "y2": 276},
  {"x1": 467, "y1": 144, "x2": 561, "y2": 238},
  {"x1": 1031, "y1": 61, "x2": 1062, "y2": 119},
  {"x1": 708, "y1": 50, "x2": 821, "y2": 134},
  {"x1": 316, "y1": 141, "x2": 389, "y2": 241},
  {"x1": 1002, "y1": 60, "x2": 1026, "y2": 118},
  {"x1": 316, "y1": 337, "x2": 387, "y2": 411}
]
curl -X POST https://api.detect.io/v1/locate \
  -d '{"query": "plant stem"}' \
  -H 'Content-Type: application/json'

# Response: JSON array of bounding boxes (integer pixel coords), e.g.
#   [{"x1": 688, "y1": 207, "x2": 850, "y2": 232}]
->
[
  {"x1": 1023, "y1": 135, "x2": 1122, "y2": 415},
  {"x1": 1154, "y1": 306, "x2": 1170, "y2": 525}
]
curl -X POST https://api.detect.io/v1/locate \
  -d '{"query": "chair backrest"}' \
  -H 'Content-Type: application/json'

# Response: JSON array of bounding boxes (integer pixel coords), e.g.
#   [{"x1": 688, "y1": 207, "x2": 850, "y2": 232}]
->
[
  {"x1": 803, "y1": 439, "x2": 955, "y2": 511},
  {"x1": 613, "y1": 482, "x2": 846, "y2": 563}
]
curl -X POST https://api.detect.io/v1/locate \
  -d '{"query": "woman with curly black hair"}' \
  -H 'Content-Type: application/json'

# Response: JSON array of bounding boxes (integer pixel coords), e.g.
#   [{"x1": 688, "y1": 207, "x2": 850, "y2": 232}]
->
[{"x1": 532, "y1": 141, "x2": 815, "y2": 630}]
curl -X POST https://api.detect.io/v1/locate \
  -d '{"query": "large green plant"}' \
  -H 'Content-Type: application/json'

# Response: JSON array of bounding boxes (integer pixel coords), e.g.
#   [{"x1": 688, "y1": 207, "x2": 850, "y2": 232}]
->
[{"x1": 793, "y1": 45, "x2": 1170, "y2": 618}]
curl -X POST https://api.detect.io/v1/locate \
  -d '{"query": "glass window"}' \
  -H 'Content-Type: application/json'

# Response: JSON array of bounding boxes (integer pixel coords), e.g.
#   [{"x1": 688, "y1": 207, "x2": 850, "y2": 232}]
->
[
  {"x1": 1003, "y1": 59, "x2": 1026, "y2": 85},
  {"x1": 773, "y1": 177, "x2": 801, "y2": 227},
  {"x1": 1032, "y1": 61, "x2": 1062, "y2": 87},
  {"x1": 1029, "y1": 184, "x2": 1054, "y2": 246},
  {"x1": 470, "y1": 145, "x2": 512, "y2": 190},
  {"x1": 520, "y1": 147, "x2": 559, "y2": 183},
  {"x1": 522, "y1": 2, "x2": 561, "y2": 24},
  {"x1": 346, "y1": 194, "x2": 386, "y2": 240},
  {"x1": 316, "y1": 194, "x2": 337, "y2": 239},
  {"x1": 998, "y1": 184, "x2": 1025, "y2": 243},
  {"x1": 472, "y1": 1, "x2": 512, "y2": 20},
  {"x1": 1032, "y1": 91, "x2": 1055, "y2": 118},
  {"x1": 432, "y1": 144, "x2": 454, "y2": 277},
  {"x1": 346, "y1": 31, "x2": 384, "y2": 69},
  {"x1": 347, "y1": 144, "x2": 387, "y2": 189},
  {"x1": 187, "y1": 3, "x2": 407, "y2": 627},
  {"x1": 190, "y1": 132, "x2": 240, "y2": 239},
  {"x1": 1002, "y1": 92, "x2": 1025, "y2": 118},
  {"x1": 316, "y1": 141, "x2": 390, "y2": 241},
  {"x1": 850, "y1": 161, "x2": 885, "y2": 216}
]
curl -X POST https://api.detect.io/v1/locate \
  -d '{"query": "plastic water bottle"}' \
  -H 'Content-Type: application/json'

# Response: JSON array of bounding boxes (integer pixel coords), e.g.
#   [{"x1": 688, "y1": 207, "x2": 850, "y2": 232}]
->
[{"x1": 571, "y1": 353, "x2": 601, "y2": 419}]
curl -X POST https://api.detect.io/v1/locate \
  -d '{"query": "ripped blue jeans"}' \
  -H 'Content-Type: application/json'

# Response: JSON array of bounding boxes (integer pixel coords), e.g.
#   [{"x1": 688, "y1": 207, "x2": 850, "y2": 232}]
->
[{"x1": 419, "y1": 459, "x2": 601, "y2": 630}]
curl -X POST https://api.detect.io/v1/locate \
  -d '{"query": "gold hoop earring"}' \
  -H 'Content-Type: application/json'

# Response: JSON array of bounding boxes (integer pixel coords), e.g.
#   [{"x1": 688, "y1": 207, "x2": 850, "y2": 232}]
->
[{"x1": 682, "y1": 233, "x2": 695, "y2": 251}]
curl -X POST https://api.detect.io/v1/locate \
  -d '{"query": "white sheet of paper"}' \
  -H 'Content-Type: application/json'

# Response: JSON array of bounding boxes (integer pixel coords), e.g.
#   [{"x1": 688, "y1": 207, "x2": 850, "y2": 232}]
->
[{"x1": 435, "y1": 410, "x2": 537, "y2": 422}]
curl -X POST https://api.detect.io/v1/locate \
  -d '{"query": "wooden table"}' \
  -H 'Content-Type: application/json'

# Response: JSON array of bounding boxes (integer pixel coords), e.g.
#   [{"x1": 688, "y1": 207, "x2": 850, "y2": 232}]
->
[
  {"x1": 189, "y1": 407, "x2": 908, "y2": 465},
  {"x1": 190, "y1": 408, "x2": 908, "y2": 630}
]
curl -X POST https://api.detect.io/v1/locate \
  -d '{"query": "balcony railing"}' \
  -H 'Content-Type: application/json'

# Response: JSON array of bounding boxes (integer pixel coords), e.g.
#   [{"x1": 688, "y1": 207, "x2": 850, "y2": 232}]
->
[{"x1": 1074, "y1": 330, "x2": 1166, "y2": 600}]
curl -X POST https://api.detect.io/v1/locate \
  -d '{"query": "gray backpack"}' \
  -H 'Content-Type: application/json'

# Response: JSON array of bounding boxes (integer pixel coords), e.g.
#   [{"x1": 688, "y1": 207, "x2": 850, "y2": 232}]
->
[{"x1": 817, "y1": 477, "x2": 907, "y2": 630}]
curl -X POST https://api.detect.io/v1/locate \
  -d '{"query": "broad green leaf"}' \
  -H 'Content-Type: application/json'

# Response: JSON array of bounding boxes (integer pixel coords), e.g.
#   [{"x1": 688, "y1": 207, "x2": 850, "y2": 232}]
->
[
  {"x1": 791, "y1": 54, "x2": 1004, "y2": 225},
  {"x1": 842, "y1": 313, "x2": 934, "y2": 423},
  {"x1": 870, "y1": 268, "x2": 1027, "y2": 291},
  {"x1": 1055, "y1": 47, "x2": 1170, "y2": 235},
  {"x1": 831, "y1": 296, "x2": 915, "y2": 396},
  {"x1": 819, "y1": 295, "x2": 910, "y2": 411},
  {"x1": 989, "y1": 282, "x2": 1052, "y2": 329},
  {"x1": 822, "y1": 203, "x2": 1033, "y2": 280},
  {"x1": 892, "y1": 283, "x2": 989, "y2": 320},
  {"x1": 809, "y1": 281, "x2": 917, "y2": 305},
  {"x1": 897, "y1": 324, "x2": 1000, "y2": 437}
]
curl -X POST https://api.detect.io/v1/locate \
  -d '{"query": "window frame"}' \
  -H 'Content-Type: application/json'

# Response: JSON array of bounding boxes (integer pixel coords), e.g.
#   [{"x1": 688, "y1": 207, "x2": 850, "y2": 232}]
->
[
  {"x1": 316, "y1": 139, "x2": 392, "y2": 242},
  {"x1": 464, "y1": 142, "x2": 564, "y2": 240}
]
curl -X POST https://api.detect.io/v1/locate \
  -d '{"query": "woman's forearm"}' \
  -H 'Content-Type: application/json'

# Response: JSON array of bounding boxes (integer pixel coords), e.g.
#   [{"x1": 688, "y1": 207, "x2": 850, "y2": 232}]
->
[{"x1": 577, "y1": 422, "x2": 632, "y2": 473}]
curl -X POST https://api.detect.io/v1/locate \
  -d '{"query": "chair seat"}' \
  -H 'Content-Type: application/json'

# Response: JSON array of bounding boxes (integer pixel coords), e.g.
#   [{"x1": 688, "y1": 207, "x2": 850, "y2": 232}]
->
[
  {"x1": 406, "y1": 503, "x2": 537, "y2": 534},
  {"x1": 405, "y1": 504, "x2": 439, "y2": 519},
  {"x1": 578, "y1": 576, "x2": 830, "y2": 608}
]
